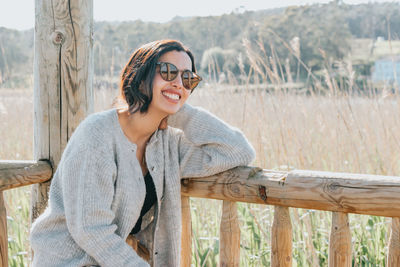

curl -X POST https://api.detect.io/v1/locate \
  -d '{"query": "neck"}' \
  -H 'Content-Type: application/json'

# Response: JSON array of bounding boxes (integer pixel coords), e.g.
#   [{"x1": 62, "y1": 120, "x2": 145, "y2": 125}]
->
[{"x1": 118, "y1": 106, "x2": 166, "y2": 146}]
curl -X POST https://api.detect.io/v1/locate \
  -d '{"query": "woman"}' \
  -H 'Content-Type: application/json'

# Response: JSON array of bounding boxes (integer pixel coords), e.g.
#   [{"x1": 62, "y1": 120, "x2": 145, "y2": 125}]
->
[{"x1": 30, "y1": 40, "x2": 255, "y2": 267}]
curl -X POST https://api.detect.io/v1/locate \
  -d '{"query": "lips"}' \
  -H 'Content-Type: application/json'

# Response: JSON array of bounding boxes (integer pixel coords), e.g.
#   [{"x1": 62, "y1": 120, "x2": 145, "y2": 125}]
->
[{"x1": 161, "y1": 89, "x2": 181, "y2": 101}]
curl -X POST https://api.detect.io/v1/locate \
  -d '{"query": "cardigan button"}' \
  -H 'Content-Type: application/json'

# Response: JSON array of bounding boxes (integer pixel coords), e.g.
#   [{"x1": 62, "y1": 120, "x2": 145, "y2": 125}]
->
[{"x1": 155, "y1": 252, "x2": 158, "y2": 255}]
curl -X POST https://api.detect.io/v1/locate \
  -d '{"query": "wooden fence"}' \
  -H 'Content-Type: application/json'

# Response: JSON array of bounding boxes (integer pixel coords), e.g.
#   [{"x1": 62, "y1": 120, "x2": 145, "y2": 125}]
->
[
  {"x1": 1, "y1": 162, "x2": 400, "y2": 266},
  {"x1": 0, "y1": 160, "x2": 52, "y2": 266},
  {"x1": 180, "y1": 167, "x2": 400, "y2": 266}
]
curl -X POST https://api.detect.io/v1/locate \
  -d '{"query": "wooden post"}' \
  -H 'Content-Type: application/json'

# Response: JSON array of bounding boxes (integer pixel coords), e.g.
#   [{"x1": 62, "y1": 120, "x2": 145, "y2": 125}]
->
[
  {"x1": 329, "y1": 212, "x2": 351, "y2": 267},
  {"x1": 180, "y1": 196, "x2": 192, "y2": 266},
  {"x1": 219, "y1": 200, "x2": 240, "y2": 267},
  {"x1": 0, "y1": 192, "x2": 8, "y2": 267},
  {"x1": 32, "y1": 0, "x2": 93, "y2": 221},
  {"x1": 388, "y1": 217, "x2": 400, "y2": 266},
  {"x1": 271, "y1": 206, "x2": 292, "y2": 267}
]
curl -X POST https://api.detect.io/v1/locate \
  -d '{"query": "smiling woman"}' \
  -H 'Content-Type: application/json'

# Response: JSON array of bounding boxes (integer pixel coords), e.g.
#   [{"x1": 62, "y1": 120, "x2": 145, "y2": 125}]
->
[
  {"x1": 119, "y1": 41, "x2": 200, "y2": 117},
  {"x1": 29, "y1": 39, "x2": 255, "y2": 267}
]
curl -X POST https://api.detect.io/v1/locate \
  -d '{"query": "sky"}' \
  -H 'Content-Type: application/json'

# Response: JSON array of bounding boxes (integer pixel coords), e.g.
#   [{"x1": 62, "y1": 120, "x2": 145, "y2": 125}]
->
[{"x1": 0, "y1": 0, "x2": 398, "y2": 31}]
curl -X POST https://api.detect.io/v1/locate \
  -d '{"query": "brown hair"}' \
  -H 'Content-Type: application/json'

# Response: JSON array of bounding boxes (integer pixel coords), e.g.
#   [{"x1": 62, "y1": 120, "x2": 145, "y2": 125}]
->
[{"x1": 119, "y1": 39, "x2": 196, "y2": 114}]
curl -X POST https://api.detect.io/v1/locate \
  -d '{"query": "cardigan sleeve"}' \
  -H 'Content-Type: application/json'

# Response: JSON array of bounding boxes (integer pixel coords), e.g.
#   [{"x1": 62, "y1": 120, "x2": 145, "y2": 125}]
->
[
  {"x1": 59, "y1": 144, "x2": 149, "y2": 267},
  {"x1": 167, "y1": 104, "x2": 256, "y2": 178}
]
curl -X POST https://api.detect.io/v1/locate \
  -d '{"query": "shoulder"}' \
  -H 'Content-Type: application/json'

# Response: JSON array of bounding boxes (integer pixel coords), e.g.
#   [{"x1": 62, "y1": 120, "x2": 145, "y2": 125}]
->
[
  {"x1": 79, "y1": 109, "x2": 117, "y2": 132},
  {"x1": 67, "y1": 109, "x2": 118, "y2": 151}
]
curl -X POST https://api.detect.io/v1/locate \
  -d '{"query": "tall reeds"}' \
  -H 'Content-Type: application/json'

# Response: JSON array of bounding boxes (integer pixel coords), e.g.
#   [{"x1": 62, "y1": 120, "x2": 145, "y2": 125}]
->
[{"x1": 1, "y1": 35, "x2": 399, "y2": 265}]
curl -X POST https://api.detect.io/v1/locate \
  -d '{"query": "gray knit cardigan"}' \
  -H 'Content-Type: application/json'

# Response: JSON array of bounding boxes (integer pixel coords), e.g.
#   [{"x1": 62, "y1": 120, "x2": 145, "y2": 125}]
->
[{"x1": 30, "y1": 104, "x2": 255, "y2": 267}]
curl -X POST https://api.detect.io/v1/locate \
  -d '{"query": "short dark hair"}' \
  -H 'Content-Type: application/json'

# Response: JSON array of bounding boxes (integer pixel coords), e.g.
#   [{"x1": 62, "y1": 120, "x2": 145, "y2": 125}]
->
[{"x1": 119, "y1": 39, "x2": 196, "y2": 114}]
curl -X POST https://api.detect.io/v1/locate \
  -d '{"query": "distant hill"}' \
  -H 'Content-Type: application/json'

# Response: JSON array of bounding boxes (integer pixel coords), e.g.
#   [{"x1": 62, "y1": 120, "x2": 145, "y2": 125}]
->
[{"x1": 1, "y1": 2, "x2": 399, "y2": 87}]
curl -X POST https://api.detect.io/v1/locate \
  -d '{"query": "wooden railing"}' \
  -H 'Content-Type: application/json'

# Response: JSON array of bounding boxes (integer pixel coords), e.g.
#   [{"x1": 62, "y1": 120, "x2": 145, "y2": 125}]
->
[
  {"x1": 1, "y1": 162, "x2": 400, "y2": 266},
  {"x1": 180, "y1": 166, "x2": 400, "y2": 267},
  {"x1": 0, "y1": 160, "x2": 53, "y2": 267}
]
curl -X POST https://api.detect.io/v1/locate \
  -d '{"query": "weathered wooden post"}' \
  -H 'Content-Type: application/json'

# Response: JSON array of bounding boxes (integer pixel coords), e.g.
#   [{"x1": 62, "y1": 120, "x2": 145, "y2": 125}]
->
[
  {"x1": 329, "y1": 212, "x2": 352, "y2": 267},
  {"x1": 0, "y1": 193, "x2": 7, "y2": 267},
  {"x1": 219, "y1": 200, "x2": 240, "y2": 267},
  {"x1": 180, "y1": 196, "x2": 192, "y2": 266},
  {"x1": 271, "y1": 206, "x2": 292, "y2": 267},
  {"x1": 388, "y1": 217, "x2": 400, "y2": 266},
  {"x1": 31, "y1": 0, "x2": 93, "y2": 221}
]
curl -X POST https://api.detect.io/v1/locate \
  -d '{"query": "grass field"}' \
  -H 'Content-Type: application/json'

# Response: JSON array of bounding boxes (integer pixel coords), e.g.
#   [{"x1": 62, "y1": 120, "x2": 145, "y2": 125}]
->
[{"x1": 1, "y1": 85, "x2": 399, "y2": 266}]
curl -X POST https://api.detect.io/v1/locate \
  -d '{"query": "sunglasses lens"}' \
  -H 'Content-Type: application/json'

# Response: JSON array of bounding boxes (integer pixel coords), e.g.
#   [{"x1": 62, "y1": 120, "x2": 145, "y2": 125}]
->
[
  {"x1": 160, "y1": 62, "x2": 178, "y2": 81},
  {"x1": 158, "y1": 62, "x2": 202, "y2": 91},
  {"x1": 189, "y1": 77, "x2": 201, "y2": 90},
  {"x1": 159, "y1": 63, "x2": 168, "y2": 80},
  {"x1": 182, "y1": 71, "x2": 201, "y2": 90},
  {"x1": 182, "y1": 71, "x2": 191, "y2": 90},
  {"x1": 168, "y1": 64, "x2": 178, "y2": 81}
]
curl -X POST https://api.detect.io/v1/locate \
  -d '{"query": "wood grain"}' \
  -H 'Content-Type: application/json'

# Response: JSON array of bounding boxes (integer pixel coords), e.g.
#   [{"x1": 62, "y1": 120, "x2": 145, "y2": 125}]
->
[
  {"x1": 0, "y1": 192, "x2": 7, "y2": 267},
  {"x1": 219, "y1": 201, "x2": 240, "y2": 267},
  {"x1": 180, "y1": 196, "x2": 192, "y2": 267},
  {"x1": 32, "y1": 0, "x2": 93, "y2": 222},
  {"x1": 388, "y1": 217, "x2": 400, "y2": 267},
  {"x1": 271, "y1": 206, "x2": 292, "y2": 267},
  {"x1": 0, "y1": 160, "x2": 52, "y2": 191},
  {"x1": 181, "y1": 166, "x2": 400, "y2": 217},
  {"x1": 329, "y1": 212, "x2": 351, "y2": 267}
]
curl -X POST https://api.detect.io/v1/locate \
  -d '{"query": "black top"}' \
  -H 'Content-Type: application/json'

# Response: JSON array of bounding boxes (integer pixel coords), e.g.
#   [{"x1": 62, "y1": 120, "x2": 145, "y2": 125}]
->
[{"x1": 130, "y1": 171, "x2": 157, "y2": 235}]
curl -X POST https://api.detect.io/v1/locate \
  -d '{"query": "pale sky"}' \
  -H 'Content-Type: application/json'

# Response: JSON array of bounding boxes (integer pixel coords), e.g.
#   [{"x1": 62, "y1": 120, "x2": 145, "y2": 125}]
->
[{"x1": 0, "y1": 0, "x2": 398, "y2": 31}]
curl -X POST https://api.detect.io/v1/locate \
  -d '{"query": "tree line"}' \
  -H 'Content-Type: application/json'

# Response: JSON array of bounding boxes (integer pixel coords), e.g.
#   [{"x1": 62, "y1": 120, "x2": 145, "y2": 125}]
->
[{"x1": 1, "y1": 1, "x2": 399, "y2": 88}]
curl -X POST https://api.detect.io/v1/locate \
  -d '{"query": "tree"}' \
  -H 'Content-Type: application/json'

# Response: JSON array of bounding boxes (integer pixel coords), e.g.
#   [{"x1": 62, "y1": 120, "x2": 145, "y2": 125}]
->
[
  {"x1": 254, "y1": 3, "x2": 352, "y2": 76},
  {"x1": 0, "y1": 27, "x2": 31, "y2": 86}
]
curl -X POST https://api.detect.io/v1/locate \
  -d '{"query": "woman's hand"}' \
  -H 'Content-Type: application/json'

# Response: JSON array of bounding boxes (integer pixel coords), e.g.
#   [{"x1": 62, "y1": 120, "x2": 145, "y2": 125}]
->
[{"x1": 158, "y1": 116, "x2": 168, "y2": 130}]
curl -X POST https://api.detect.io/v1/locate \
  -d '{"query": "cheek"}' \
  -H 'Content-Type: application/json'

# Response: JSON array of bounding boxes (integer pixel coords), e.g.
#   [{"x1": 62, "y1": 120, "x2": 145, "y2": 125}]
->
[
  {"x1": 152, "y1": 78, "x2": 169, "y2": 97},
  {"x1": 152, "y1": 76, "x2": 163, "y2": 91},
  {"x1": 181, "y1": 90, "x2": 190, "y2": 102}
]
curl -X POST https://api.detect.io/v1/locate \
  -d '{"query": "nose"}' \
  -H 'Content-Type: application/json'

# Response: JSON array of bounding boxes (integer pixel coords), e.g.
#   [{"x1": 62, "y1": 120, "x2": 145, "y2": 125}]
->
[{"x1": 171, "y1": 72, "x2": 185, "y2": 89}]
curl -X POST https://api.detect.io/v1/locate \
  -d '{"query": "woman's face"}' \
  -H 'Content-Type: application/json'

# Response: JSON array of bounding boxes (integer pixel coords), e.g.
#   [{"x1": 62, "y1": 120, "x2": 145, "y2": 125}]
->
[{"x1": 149, "y1": 50, "x2": 192, "y2": 117}]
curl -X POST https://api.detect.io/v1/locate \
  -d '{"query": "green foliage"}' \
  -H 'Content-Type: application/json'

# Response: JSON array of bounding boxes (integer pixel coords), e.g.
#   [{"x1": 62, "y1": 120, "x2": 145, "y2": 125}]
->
[
  {"x1": 352, "y1": 215, "x2": 387, "y2": 266},
  {"x1": 3, "y1": 2, "x2": 400, "y2": 88},
  {"x1": 346, "y1": 2, "x2": 400, "y2": 40},
  {"x1": 0, "y1": 27, "x2": 33, "y2": 86},
  {"x1": 74, "y1": 2, "x2": 400, "y2": 82},
  {"x1": 252, "y1": 3, "x2": 352, "y2": 74},
  {"x1": 5, "y1": 187, "x2": 31, "y2": 267},
  {"x1": 237, "y1": 203, "x2": 270, "y2": 266}
]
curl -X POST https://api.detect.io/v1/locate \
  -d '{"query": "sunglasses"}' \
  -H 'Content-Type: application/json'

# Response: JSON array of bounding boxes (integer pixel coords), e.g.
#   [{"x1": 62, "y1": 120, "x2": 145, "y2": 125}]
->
[{"x1": 156, "y1": 62, "x2": 202, "y2": 91}]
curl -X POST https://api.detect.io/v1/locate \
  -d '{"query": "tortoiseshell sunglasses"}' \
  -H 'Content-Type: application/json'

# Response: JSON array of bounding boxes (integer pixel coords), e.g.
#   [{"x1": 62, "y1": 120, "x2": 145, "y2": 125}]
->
[{"x1": 156, "y1": 62, "x2": 202, "y2": 91}]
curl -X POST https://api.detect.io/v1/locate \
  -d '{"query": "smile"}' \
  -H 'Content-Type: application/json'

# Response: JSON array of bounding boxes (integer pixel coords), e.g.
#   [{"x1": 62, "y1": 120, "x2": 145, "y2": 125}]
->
[{"x1": 162, "y1": 91, "x2": 180, "y2": 100}]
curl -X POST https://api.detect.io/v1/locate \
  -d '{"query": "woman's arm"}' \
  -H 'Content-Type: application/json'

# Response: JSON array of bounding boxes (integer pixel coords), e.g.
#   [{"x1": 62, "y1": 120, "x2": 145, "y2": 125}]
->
[
  {"x1": 168, "y1": 104, "x2": 256, "y2": 178},
  {"x1": 60, "y1": 144, "x2": 149, "y2": 267}
]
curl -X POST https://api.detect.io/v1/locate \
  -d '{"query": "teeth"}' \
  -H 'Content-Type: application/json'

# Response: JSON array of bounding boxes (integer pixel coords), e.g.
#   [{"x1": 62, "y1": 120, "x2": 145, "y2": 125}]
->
[{"x1": 162, "y1": 92, "x2": 180, "y2": 100}]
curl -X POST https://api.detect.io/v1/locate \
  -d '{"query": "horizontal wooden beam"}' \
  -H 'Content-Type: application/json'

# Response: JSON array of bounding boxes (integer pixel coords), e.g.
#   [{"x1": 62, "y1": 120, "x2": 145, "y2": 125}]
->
[
  {"x1": 181, "y1": 166, "x2": 400, "y2": 217},
  {"x1": 0, "y1": 160, "x2": 53, "y2": 191}
]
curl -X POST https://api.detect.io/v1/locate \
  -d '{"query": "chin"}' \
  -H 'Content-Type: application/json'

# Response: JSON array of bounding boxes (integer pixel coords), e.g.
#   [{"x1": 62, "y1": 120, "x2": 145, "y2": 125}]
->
[
  {"x1": 150, "y1": 91, "x2": 186, "y2": 115},
  {"x1": 159, "y1": 104, "x2": 182, "y2": 115}
]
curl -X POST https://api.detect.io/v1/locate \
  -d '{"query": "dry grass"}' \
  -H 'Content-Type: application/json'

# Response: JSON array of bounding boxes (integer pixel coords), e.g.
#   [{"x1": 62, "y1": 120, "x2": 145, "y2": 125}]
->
[
  {"x1": 186, "y1": 86, "x2": 399, "y2": 266},
  {"x1": 1, "y1": 84, "x2": 399, "y2": 266}
]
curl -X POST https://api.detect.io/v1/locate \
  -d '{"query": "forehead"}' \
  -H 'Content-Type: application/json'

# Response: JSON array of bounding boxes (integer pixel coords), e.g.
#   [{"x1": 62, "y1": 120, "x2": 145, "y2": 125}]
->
[{"x1": 159, "y1": 50, "x2": 192, "y2": 70}]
